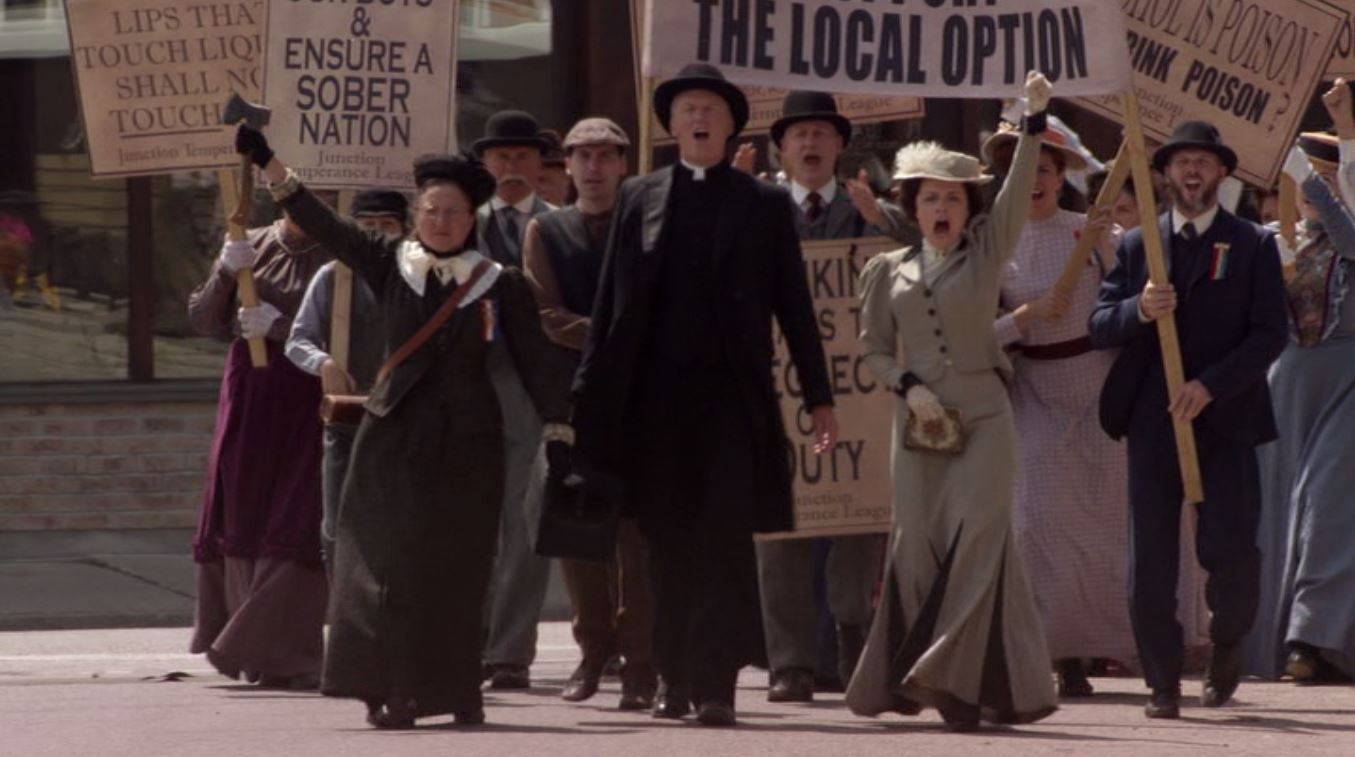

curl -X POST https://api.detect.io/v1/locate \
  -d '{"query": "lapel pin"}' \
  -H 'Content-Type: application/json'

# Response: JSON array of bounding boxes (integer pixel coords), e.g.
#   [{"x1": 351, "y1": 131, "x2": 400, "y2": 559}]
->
[{"x1": 1210, "y1": 242, "x2": 1231, "y2": 280}]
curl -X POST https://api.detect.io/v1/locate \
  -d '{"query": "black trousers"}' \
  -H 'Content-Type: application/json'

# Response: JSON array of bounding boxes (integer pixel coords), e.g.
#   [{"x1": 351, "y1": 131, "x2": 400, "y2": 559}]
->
[
  {"x1": 1127, "y1": 414, "x2": 1262, "y2": 691},
  {"x1": 645, "y1": 522, "x2": 759, "y2": 708}
]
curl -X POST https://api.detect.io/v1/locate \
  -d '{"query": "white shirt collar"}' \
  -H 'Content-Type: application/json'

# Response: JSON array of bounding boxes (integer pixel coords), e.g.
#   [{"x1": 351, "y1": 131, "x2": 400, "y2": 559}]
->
[
  {"x1": 1172, "y1": 204, "x2": 1219, "y2": 237},
  {"x1": 680, "y1": 159, "x2": 718, "y2": 181},
  {"x1": 490, "y1": 193, "x2": 537, "y2": 215},
  {"x1": 396, "y1": 241, "x2": 502, "y2": 300},
  {"x1": 790, "y1": 180, "x2": 837, "y2": 207}
]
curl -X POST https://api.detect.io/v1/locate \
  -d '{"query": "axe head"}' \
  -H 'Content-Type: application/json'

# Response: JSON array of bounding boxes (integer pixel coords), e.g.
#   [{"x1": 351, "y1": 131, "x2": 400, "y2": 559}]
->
[{"x1": 222, "y1": 93, "x2": 271, "y2": 129}]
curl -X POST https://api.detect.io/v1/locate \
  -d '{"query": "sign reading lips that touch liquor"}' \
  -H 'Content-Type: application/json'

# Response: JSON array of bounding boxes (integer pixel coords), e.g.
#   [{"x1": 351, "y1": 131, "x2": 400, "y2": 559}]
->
[{"x1": 63, "y1": 0, "x2": 264, "y2": 178}]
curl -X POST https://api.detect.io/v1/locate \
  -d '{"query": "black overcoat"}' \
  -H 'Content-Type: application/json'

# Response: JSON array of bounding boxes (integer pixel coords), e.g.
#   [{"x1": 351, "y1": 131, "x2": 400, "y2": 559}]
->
[{"x1": 572, "y1": 165, "x2": 833, "y2": 534}]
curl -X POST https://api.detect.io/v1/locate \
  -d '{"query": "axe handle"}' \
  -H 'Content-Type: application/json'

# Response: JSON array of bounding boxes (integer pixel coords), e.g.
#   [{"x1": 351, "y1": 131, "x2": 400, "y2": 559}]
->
[
  {"x1": 1279, "y1": 174, "x2": 1298, "y2": 282},
  {"x1": 218, "y1": 166, "x2": 268, "y2": 368}
]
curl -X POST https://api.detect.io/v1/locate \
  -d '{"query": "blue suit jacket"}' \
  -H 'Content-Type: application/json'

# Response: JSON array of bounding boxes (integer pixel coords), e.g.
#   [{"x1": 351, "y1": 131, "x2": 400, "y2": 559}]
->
[{"x1": 1088, "y1": 209, "x2": 1287, "y2": 445}]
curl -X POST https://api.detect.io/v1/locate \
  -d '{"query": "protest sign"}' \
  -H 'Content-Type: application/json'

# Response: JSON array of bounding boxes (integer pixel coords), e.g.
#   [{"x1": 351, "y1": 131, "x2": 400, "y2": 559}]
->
[
  {"x1": 64, "y1": 0, "x2": 263, "y2": 178},
  {"x1": 761, "y1": 236, "x2": 898, "y2": 541},
  {"x1": 1327, "y1": 2, "x2": 1355, "y2": 79},
  {"x1": 628, "y1": 0, "x2": 922, "y2": 144},
  {"x1": 262, "y1": 0, "x2": 459, "y2": 189},
  {"x1": 640, "y1": 0, "x2": 1131, "y2": 100},
  {"x1": 1077, "y1": 0, "x2": 1348, "y2": 187}
]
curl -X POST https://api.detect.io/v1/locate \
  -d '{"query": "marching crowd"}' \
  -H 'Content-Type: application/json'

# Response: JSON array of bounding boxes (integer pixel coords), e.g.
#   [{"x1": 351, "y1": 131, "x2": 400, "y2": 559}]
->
[{"x1": 185, "y1": 64, "x2": 1355, "y2": 731}]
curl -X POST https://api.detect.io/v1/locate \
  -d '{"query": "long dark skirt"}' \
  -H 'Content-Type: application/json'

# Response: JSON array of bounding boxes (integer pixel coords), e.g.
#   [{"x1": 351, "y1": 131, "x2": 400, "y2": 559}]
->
[{"x1": 321, "y1": 379, "x2": 506, "y2": 718}]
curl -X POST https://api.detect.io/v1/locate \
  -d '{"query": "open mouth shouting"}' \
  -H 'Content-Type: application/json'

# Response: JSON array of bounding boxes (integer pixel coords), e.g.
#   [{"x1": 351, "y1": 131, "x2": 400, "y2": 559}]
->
[
  {"x1": 802, "y1": 153, "x2": 822, "y2": 168},
  {"x1": 692, "y1": 127, "x2": 711, "y2": 142},
  {"x1": 932, "y1": 219, "x2": 952, "y2": 237}
]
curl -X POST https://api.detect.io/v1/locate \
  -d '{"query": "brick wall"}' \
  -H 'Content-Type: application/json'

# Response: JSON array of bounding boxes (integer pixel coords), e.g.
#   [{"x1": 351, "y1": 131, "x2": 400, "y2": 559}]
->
[{"x1": 0, "y1": 401, "x2": 216, "y2": 531}]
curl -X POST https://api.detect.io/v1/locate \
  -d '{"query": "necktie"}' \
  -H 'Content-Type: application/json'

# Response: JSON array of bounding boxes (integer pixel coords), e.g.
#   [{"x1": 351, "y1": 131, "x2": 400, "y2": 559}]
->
[
  {"x1": 805, "y1": 192, "x2": 824, "y2": 223},
  {"x1": 1180, "y1": 222, "x2": 1197, "y2": 241},
  {"x1": 502, "y1": 208, "x2": 522, "y2": 246}
]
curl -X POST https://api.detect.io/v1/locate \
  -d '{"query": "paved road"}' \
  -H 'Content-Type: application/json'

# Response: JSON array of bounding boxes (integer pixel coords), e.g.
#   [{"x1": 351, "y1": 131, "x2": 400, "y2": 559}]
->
[{"x1": 3, "y1": 622, "x2": 1353, "y2": 757}]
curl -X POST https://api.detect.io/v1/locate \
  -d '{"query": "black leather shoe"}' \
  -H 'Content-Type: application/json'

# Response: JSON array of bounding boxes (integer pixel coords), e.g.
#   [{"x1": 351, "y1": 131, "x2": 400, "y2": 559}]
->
[
  {"x1": 619, "y1": 678, "x2": 657, "y2": 711},
  {"x1": 1202, "y1": 643, "x2": 1241, "y2": 707},
  {"x1": 453, "y1": 707, "x2": 486, "y2": 726},
  {"x1": 651, "y1": 683, "x2": 690, "y2": 719},
  {"x1": 696, "y1": 701, "x2": 738, "y2": 727},
  {"x1": 1285, "y1": 644, "x2": 1319, "y2": 683},
  {"x1": 561, "y1": 662, "x2": 602, "y2": 702},
  {"x1": 1056, "y1": 658, "x2": 1094, "y2": 698},
  {"x1": 366, "y1": 698, "x2": 417, "y2": 729},
  {"x1": 1144, "y1": 687, "x2": 1180, "y2": 719},
  {"x1": 486, "y1": 664, "x2": 530, "y2": 690},
  {"x1": 767, "y1": 668, "x2": 815, "y2": 702},
  {"x1": 937, "y1": 700, "x2": 980, "y2": 732}
]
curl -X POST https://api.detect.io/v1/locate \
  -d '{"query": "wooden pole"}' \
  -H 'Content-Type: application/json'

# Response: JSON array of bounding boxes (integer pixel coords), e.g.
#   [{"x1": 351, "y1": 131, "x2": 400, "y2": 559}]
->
[
  {"x1": 1121, "y1": 92, "x2": 1205, "y2": 505},
  {"x1": 1278, "y1": 174, "x2": 1298, "y2": 281},
  {"x1": 218, "y1": 162, "x2": 268, "y2": 367},
  {"x1": 638, "y1": 75, "x2": 655, "y2": 175},
  {"x1": 330, "y1": 190, "x2": 356, "y2": 372},
  {"x1": 1051, "y1": 142, "x2": 1132, "y2": 306}
]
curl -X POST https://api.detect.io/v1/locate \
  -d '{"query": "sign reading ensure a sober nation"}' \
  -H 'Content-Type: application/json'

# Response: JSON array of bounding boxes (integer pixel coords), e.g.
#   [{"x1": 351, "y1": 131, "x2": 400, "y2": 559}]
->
[
  {"x1": 262, "y1": 0, "x2": 459, "y2": 189},
  {"x1": 64, "y1": 0, "x2": 263, "y2": 178},
  {"x1": 1078, "y1": 0, "x2": 1348, "y2": 187},
  {"x1": 762, "y1": 237, "x2": 897, "y2": 541},
  {"x1": 642, "y1": 0, "x2": 1132, "y2": 99}
]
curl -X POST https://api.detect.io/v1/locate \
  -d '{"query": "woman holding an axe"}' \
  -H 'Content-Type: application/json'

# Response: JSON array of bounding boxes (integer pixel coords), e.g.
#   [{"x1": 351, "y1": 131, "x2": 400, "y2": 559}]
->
[{"x1": 233, "y1": 125, "x2": 573, "y2": 729}]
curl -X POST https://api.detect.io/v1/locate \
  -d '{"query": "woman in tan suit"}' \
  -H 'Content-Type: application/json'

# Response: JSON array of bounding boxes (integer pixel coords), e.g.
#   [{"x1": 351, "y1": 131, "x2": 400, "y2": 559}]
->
[{"x1": 845, "y1": 72, "x2": 1058, "y2": 731}]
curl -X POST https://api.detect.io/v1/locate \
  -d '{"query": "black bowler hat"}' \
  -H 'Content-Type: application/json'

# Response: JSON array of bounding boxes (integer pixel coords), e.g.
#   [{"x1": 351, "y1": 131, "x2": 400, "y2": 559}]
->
[
  {"x1": 472, "y1": 110, "x2": 551, "y2": 156},
  {"x1": 770, "y1": 91, "x2": 851, "y2": 148},
  {"x1": 653, "y1": 63, "x2": 750, "y2": 136},
  {"x1": 411, "y1": 152, "x2": 497, "y2": 207},
  {"x1": 1152, "y1": 121, "x2": 1238, "y2": 173},
  {"x1": 349, "y1": 189, "x2": 408, "y2": 219}
]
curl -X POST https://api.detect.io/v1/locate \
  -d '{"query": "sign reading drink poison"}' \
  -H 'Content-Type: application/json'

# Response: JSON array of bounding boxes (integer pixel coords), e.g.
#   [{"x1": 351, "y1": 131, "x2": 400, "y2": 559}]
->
[
  {"x1": 63, "y1": 0, "x2": 264, "y2": 178},
  {"x1": 262, "y1": 0, "x2": 459, "y2": 189},
  {"x1": 1077, "y1": 0, "x2": 1348, "y2": 187},
  {"x1": 641, "y1": 0, "x2": 1131, "y2": 99},
  {"x1": 761, "y1": 237, "x2": 897, "y2": 541}
]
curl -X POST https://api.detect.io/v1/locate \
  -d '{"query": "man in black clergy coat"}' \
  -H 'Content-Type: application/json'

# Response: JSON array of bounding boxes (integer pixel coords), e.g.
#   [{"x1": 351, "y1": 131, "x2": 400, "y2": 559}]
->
[
  {"x1": 571, "y1": 63, "x2": 838, "y2": 727},
  {"x1": 1089, "y1": 121, "x2": 1287, "y2": 720}
]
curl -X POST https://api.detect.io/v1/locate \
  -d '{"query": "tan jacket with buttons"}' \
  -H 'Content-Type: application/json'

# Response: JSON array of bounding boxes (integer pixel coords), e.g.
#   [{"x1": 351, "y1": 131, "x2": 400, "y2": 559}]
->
[{"x1": 858, "y1": 128, "x2": 1042, "y2": 389}]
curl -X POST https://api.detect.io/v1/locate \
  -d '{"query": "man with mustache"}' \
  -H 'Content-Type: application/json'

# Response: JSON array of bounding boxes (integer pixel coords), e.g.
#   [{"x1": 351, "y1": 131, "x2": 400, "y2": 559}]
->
[
  {"x1": 571, "y1": 64, "x2": 837, "y2": 726},
  {"x1": 1089, "y1": 121, "x2": 1288, "y2": 719},
  {"x1": 473, "y1": 109, "x2": 558, "y2": 691},
  {"x1": 755, "y1": 90, "x2": 901, "y2": 703},
  {"x1": 286, "y1": 189, "x2": 408, "y2": 576}
]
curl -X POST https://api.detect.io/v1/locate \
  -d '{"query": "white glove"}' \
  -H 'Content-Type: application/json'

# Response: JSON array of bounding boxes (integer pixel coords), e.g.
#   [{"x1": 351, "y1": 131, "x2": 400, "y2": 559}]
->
[
  {"x1": 1000, "y1": 98, "x2": 1026, "y2": 126},
  {"x1": 219, "y1": 239, "x2": 258, "y2": 274},
  {"x1": 1275, "y1": 231, "x2": 1296, "y2": 266},
  {"x1": 904, "y1": 384, "x2": 946, "y2": 424},
  {"x1": 238, "y1": 302, "x2": 282, "y2": 340},
  {"x1": 1024, "y1": 71, "x2": 1052, "y2": 114},
  {"x1": 1282, "y1": 145, "x2": 1314, "y2": 186}
]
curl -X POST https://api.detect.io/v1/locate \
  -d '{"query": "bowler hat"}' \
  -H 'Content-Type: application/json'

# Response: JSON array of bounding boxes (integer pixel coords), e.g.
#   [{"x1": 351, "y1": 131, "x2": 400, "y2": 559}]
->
[
  {"x1": 1152, "y1": 121, "x2": 1238, "y2": 173},
  {"x1": 472, "y1": 110, "x2": 550, "y2": 156},
  {"x1": 653, "y1": 63, "x2": 750, "y2": 136},
  {"x1": 770, "y1": 90, "x2": 851, "y2": 148},
  {"x1": 349, "y1": 189, "x2": 408, "y2": 219},
  {"x1": 411, "y1": 153, "x2": 497, "y2": 207},
  {"x1": 1298, "y1": 131, "x2": 1340, "y2": 168},
  {"x1": 539, "y1": 129, "x2": 566, "y2": 167}
]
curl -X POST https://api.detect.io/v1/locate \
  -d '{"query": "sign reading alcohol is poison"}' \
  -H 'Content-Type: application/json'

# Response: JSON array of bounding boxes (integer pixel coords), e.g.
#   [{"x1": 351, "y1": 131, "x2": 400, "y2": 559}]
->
[
  {"x1": 63, "y1": 0, "x2": 264, "y2": 178},
  {"x1": 1077, "y1": 0, "x2": 1348, "y2": 187},
  {"x1": 262, "y1": 0, "x2": 459, "y2": 190},
  {"x1": 761, "y1": 236, "x2": 897, "y2": 542}
]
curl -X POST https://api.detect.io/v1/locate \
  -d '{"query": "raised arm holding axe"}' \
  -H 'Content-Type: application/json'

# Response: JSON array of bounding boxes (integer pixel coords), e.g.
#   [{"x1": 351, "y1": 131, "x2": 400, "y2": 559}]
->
[{"x1": 219, "y1": 93, "x2": 272, "y2": 367}]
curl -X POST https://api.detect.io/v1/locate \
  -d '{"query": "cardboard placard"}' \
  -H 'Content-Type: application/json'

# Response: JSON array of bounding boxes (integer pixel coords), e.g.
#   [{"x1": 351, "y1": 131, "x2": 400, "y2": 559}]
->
[
  {"x1": 1327, "y1": 2, "x2": 1355, "y2": 80},
  {"x1": 261, "y1": 0, "x2": 459, "y2": 189},
  {"x1": 63, "y1": 0, "x2": 264, "y2": 178},
  {"x1": 1076, "y1": 0, "x2": 1348, "y2": 187},
  {"x1": 760, "y1": 236, "x2": 898, "y2": 541},
  {"x1": 640, "y1": 0, "x2": 1131, "y2": 100}
]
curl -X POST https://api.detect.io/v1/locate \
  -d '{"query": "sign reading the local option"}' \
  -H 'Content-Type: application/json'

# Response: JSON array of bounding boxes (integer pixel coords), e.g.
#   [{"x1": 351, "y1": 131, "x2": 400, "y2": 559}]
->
[
  {"x1": 762, "y1": 236, "x2": 898, "y2": 541},
  {"x1": 262, "y1": 0, "x2": 459, "y2": 189},
  {"x1": 641, "y1": 0, "x2": 1132, "y2": 99},
  {"x1": 1077, "y1": 0, "x2": 1348, "y2": 187},
  {"x1": 64, "y1": 0, "x2": 264, "y2": 178}
]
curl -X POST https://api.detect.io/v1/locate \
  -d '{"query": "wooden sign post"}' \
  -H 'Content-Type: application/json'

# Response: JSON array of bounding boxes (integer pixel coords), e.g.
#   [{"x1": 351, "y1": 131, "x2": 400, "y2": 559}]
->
[
  {"x1": 1279, "y1": 174, "x2": 1299, "y2": 281},
  {"x1": 217, "y1": 165, "x2": 268, "y2": 368},
  {"x1": 1122, "y1": 91, "x2": 1205, "y2": 505},
  {"x1": 1051, "y1": 142, "x2": 1131, "y2": 310}
]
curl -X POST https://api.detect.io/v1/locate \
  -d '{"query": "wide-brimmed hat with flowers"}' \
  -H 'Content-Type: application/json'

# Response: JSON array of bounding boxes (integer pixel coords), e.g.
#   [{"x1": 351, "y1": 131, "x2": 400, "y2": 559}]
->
[
  {"x1": 892, "y1": 141, "x2": 993, "y2": 184},
  {"x1": 981, "y1": 120, "x2": 1088, "y2": 172}
]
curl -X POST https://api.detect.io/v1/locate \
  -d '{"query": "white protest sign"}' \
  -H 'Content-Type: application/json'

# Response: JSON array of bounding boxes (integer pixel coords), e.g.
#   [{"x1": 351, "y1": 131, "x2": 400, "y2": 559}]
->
[
  {"x1": 1078, "y1": 0, "x2": 1348, "y2": 187},
  {"x1": 642, "y1": 0, "x2": 1131, "y2": 99},
  {"x1": 262, "y1": 0, "x2": 459, "y2": 190},
  {"x1": 1326, "y1": 1, "x2": 1355, "y2": 80},
  {"x1": 64, "y1": 0, "x2": 264, "y2": 178},
  {"x1": 760, "y1": 236, "x2": 897, "y2": 541}
]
